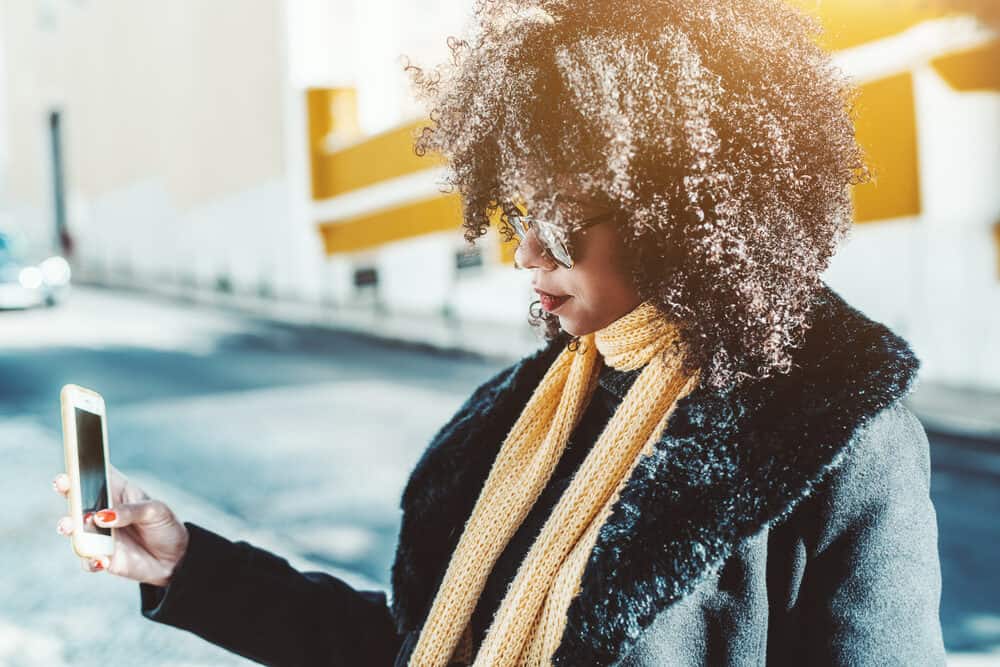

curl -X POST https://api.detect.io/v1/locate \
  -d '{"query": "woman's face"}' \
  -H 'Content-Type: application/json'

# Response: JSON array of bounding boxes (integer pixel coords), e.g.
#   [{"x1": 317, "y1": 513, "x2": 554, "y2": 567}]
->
[{"x1": 514, "y1": 183, "x2": 641, "y2": 337}]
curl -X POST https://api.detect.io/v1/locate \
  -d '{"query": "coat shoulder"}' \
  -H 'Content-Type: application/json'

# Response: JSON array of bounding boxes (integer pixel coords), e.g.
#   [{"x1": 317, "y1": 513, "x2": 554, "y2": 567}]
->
[
  {"x1": 610, "y1": 400, "x2": 943, "y2": 667},
  {"x1": 848, "y1": 399, "x2": 931, "y2": 487},
  {"x1": 801, "y1": 397, "x2": 934, "y2": 551}
]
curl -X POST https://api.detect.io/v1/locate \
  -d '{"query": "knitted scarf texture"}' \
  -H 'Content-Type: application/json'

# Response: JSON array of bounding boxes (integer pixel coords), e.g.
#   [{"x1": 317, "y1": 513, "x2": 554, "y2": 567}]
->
[{"x1": 409, "y1": 300, "x2": 700, "y2": 666}]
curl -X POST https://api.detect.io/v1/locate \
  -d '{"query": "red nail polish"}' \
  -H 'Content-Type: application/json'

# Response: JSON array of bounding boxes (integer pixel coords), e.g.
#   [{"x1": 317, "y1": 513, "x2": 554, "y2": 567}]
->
[
  {"x1": 91, "y1": 559, "x2": 104, "y2": 570},
  {"x1": 96, "y1": 510, "x2": 116, "y2": 523}
]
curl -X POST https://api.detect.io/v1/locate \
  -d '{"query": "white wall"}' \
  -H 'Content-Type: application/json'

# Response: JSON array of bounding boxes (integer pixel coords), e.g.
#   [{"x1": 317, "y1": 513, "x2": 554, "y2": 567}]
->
[
  {"x1": 824, "y1": 19, "x2": 1000, "y2": 391},
  {"x1": 0, "y1": 0, "x2": 295, "y2": 297}
]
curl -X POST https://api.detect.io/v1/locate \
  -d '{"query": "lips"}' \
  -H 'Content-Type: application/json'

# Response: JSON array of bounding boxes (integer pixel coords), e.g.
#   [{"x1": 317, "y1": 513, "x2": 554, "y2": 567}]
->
[{"x1": 535, "y1": 288, "x2": 571, "y2": 312}]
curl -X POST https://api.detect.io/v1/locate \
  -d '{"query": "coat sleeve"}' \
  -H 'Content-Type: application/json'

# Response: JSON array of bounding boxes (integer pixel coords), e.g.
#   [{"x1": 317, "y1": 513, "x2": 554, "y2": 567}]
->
[
  {"x1": 139, "y1": 522, "x2": 403, "y2": 667},
  {"x1": 797, "y1": 399, "x2": 946, "y2": 665}
]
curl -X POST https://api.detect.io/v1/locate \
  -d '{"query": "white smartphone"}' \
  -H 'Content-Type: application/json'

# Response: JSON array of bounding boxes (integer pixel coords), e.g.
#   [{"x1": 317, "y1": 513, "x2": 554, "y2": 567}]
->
[{"x1": 60, "y1": 383, "x2": 115, "y2": 559}]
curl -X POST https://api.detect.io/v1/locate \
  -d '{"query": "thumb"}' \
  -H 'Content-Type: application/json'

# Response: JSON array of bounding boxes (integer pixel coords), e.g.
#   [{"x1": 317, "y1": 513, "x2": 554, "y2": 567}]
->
[{"x1": 94, "y1": 500, "x2": 171, "y2": 528}]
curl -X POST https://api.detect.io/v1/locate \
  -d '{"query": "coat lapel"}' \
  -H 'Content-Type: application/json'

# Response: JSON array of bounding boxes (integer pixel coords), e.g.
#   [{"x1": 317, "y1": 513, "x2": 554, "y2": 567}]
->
[{"x1": 390, "y1": 281, "x2": 921, "y2": 667}]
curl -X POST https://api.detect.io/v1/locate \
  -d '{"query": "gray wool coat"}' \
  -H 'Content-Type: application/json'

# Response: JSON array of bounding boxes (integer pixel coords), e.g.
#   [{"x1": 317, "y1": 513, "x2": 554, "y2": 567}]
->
[{"x1": 140, "y1": 281, "x2": 946, "y2": 666}]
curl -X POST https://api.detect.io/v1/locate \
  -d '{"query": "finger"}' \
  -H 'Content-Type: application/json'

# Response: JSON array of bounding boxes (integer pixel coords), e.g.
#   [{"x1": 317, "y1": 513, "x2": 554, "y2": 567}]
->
[
  {"x1": 107, "y1": 462, "x2": 126, "y2": 482},
  {"x1": 56, "y1": 516, "x2": 73, "y2": 536},
  {"x1": 109, "y1": 464, "x2": 138, "y2": 496},
  {"x1": 82, "y1": 556, "x2": 109, "y2": 573},
  {"x1": 93, "y1": 500, "x2": 169, "y2": 529},
  {"x1": 52, "y1": 473, "x2": 70, "y2": 496},
  {"x1": 107, "y1": 464, "x2": 127, "y2": 491}
]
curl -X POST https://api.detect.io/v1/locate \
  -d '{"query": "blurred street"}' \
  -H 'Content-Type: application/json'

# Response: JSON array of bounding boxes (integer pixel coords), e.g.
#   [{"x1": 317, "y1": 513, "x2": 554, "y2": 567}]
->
[
  {"x1": 1, "y1": 286, "x2": 509, "y2": 666},
  {"x1": 2, "y1": 286, "x2": 999, "y2": 665}
]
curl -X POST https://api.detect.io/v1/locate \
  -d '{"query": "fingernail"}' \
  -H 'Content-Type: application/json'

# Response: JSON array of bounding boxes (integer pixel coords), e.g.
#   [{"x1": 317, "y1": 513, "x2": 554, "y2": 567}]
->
[
  {"x1": 91, "y1": 559, "x2": 105, "y2": 571},
  {"x1": 95, "y1": 510, "x2": 116, "y2": 524},
  {"x1": 56, "y1": 520, "x2": 68, "y2": 535}
]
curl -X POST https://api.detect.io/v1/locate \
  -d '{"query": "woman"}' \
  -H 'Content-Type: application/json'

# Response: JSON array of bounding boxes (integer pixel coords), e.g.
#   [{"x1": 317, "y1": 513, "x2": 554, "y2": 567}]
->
[{"x1": 52, "y1": 0, "x2": 946, "y2": 665}]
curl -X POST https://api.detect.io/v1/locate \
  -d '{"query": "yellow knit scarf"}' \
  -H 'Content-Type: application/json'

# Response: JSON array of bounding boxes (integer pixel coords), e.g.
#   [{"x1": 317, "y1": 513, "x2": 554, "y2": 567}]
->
[{"x1": 408, "y1": 300, "x2": 700, "y2": 667}]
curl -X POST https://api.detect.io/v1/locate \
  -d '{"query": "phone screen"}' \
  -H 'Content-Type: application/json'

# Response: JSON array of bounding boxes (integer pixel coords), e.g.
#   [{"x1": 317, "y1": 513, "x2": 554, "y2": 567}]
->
[{"x1": 75, "y1": 407, "x2": 110, "y2": 536}]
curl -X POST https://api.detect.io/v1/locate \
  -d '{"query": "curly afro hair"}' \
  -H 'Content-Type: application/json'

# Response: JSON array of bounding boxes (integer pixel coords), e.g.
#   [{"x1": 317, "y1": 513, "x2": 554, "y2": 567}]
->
[{"x1": 402, "y1": 0, "x2": 870, "y2": 390}]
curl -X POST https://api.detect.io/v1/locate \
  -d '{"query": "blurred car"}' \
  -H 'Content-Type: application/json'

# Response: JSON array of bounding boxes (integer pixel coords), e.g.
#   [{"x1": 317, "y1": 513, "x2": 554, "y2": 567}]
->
[{"x1": 0, "y1": 228, "x2": 71, "y2": 309}]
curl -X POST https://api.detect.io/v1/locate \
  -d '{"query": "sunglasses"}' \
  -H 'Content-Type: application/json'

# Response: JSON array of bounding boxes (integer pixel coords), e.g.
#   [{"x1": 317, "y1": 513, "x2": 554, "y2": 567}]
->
[{"x1": 508, "y1": 210, "x2": 617, "y2": 269}]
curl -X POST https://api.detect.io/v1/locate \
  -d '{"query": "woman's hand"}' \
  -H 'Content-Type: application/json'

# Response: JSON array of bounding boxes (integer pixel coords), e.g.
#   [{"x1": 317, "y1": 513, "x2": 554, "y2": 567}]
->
[{"x1": 53, "y1": 463, "x2": 189, "y2": 587}]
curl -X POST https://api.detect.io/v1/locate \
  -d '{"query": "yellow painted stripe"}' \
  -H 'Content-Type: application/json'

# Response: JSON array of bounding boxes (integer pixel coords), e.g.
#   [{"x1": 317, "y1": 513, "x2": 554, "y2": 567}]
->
[
  {"x1": 314, "y1": 1, "x2": 1000, "y2": 251},
  {"x1": 318, "y1": 194, "x2": 523, "y2": 264},
  {"x1": 932, "y1": 39, "x2": 1000, "y2": 91},
  {"x1": 318, "y1": 194, "x2": 463, "y2": 255},
  {"x1": 792, "y1": 1, "x2": 956, "y2": 51},
  {"x1": 851, "y1": 72, "x2": 921, "y2": 223},
  {"x1": 309, "y1": 112, "x2": 444, "y2": 201},
  {"x1": 307, "y1": 88, "x2": 363, "y2": 200}
]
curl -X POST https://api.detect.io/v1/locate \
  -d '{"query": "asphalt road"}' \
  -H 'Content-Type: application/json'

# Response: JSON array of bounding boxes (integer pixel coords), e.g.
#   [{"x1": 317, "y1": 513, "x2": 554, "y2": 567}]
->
[{"x1": 3, "y1": 286, "x2": 998, "y2": 665}]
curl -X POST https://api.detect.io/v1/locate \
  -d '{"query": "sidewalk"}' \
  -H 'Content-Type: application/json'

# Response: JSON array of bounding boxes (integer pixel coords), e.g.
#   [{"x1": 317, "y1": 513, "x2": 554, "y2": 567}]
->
[
  {"x1": 71, "y1": 270, "x2": 542, "y2": 365},
  {"x1": 73, "y1": 272, "x2": 1000, "y2": 448}
]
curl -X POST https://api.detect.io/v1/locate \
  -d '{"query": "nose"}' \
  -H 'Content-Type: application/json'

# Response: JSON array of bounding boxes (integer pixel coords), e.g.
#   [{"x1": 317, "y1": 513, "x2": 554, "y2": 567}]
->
[{"x1": 514, "y1": 225, "x2": 557, "y2": 271}]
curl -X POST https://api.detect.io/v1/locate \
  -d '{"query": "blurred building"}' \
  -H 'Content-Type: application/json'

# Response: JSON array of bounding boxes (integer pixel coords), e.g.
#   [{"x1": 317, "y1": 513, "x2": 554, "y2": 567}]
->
[
  {"x1": 806, "y1": 2, "x2": 1000, "y2": 393},
  {"x1": 0, "y1": 0, "x2": 525, "y2": 321},
  {"x1": 0, "y1": 0, "x2": 997, "y2": 390}
]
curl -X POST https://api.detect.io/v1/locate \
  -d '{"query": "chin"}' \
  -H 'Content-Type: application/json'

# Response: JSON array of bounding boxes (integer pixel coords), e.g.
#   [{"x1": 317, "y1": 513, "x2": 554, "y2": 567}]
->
[
  {"x1": 559, "y1": 317, "x2": 592, "y2": 337},
  {"x1": 558, "y1": 316, "x2": 578, "y2": 337}
]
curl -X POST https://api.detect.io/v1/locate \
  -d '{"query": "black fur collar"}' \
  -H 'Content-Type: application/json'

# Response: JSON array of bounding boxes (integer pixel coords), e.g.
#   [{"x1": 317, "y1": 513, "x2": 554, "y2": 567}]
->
[
  {"x1": 389, "y1": 281, "x2": 920, "y2": 666},
  {"x1": 596, "y1": 361, "x2": 643, "y2": 400}
]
